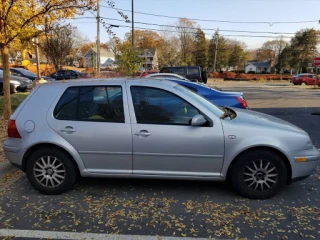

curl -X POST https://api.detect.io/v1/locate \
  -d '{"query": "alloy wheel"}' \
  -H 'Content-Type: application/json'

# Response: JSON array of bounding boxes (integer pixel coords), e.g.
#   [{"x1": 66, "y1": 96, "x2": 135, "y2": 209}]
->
[
  {"x1": 33, "y1": 156, "x2": 66, "y2": 187},
  {"x1": 243, "y1": 159, "x2": 278, "y2": 192}
]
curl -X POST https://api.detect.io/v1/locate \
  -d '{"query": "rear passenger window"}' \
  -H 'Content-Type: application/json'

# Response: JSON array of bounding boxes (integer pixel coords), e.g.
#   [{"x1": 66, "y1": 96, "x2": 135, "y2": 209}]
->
[
  {"x1": 173, "y1": 68, "x2": 185, "y2": 76},
  {"x1": 161, "y1": 68, "x2": 172, "y2": 73},
  {"x1": 54, "y1": 86, "x2": 124, "y2": 122},
  {"x1": 187, "y1": 67, "x2": 199, "y2": 75}
]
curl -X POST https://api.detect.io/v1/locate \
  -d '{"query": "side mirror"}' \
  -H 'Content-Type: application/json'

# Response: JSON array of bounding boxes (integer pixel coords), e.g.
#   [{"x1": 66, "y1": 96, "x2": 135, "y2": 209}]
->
[{"x1": 191, "y1": 114, "x2": 207, "y2": 126}]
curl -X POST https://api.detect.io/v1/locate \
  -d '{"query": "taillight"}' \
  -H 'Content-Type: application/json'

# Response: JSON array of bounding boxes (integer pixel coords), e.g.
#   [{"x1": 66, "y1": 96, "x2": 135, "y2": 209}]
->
[
  {"x1": 8, "y1": 120, "x2": 21, "y2": 138},
  {"x1": 236, "y1": 96, "x2": 248, "y2": 109}
]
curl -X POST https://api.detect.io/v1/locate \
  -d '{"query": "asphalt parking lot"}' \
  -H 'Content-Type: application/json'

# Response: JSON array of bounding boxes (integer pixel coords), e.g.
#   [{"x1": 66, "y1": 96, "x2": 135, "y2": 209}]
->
[{"x1": 0, "y1": 82, "x2": 320, "y2": 240}]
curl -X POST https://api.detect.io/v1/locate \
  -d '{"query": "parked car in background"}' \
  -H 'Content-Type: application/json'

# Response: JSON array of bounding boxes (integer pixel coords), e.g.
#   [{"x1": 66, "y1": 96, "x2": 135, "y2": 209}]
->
[
  {"x1": 160, "y1": 66, "x2": 207, "y2": 83},
  {"x1": 0, "y1": 70, "x2": 31, "y2": 91},
  {"x1": 290, "y1": 74, "x2": 319, "y2": 85},
  {"x1": 51, "y1": 70, "x2": 85, "y2": 80},
  {"x1": 4, "y1": 79, "x2": 319, "y2": 199},
  {"x1": 146, "y1": 76, "x2": 248, "y2": 109},
  {"x1": 0, "y1": 77, "x2": 26, "y2": 94},
  {"x1": 0, "y1": 68, "x2": 55, "y2": 82}
]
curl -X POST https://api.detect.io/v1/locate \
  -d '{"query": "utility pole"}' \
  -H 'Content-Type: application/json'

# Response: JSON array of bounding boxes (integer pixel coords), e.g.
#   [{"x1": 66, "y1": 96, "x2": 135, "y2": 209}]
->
[
  {"x1": 213, "y1": 29, "x2": 219, "y2": 73},
  {"x1": 144, "y1": 49, "x2": 147, "y2": 70},
  {"x1": 279, "y1": 36, "x2": 283, "y2": 80},
  {"x1": 35, "y1": 38, "x2": 41, "y2": 80},
  {"x1": 96, "y1": 0, "x2": 101, "y2": 74},
  {"x1": 132, "y1": 0, "x2": 134, "y2": 48}
]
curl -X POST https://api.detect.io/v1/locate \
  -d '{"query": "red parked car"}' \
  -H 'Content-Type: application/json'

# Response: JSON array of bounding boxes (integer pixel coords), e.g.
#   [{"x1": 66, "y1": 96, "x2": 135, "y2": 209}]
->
[{"x1": 291, "y1": 74, "x2": 319, "y2": 85}]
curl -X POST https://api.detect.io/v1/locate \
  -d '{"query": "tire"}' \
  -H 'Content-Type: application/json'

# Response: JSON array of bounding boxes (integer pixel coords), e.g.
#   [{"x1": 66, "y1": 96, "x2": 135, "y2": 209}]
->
[
  {"x1": 301, "y1": 82, "x2": 307, "y2": 86},
  {"x1": 230, "y1": 149, "x2": 287, "y2": 199},
  {"x1": 201, "y1": 70, "x2": 208, "y2": 84},
  {"x1": 26, "y1": 148, "x2": 78, "y2": 195}
]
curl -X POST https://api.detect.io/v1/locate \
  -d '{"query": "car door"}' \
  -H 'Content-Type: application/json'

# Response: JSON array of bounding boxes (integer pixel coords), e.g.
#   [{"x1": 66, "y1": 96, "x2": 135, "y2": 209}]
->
[
  {"x1": 127, "y1": 82, "x2": 225, "y2": 177},
  {"x1": 47, "y1": 83, "x2": 132, "y2": 174}
]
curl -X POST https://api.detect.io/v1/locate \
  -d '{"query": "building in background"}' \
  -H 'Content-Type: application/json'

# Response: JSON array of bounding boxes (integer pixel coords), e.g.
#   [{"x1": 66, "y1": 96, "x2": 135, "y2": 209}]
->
[
  {"x1": 82, "y1": 47, "x2": 115, "y2": 68},
  {"x1": 245, "y1": 61, "x2": 271, "y2": 73},
  {"x1": 140, "y1": 48, "x2": 158, "y2": 70}
]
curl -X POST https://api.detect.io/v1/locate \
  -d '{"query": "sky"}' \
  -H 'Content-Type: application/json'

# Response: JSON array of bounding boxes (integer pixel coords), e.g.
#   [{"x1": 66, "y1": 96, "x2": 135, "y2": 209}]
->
[{"x1": 67, "y1": 0, "x2": 320, "y2": 49}]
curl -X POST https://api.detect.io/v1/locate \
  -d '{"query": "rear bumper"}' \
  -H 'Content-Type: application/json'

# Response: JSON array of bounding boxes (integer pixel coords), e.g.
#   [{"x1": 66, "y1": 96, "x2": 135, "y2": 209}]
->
[{"x1": 3, "y1": 139, "x2": 24, "y2": 170}]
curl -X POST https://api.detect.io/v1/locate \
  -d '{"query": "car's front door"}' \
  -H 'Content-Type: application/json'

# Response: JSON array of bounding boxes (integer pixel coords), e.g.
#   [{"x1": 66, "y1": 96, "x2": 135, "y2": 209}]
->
[
  {"x1": 47, "y1": 84, "x2": 132, "y2": 174},
  {"x1": 127, "y1": 84, "x2": 224, "y2": 177}
]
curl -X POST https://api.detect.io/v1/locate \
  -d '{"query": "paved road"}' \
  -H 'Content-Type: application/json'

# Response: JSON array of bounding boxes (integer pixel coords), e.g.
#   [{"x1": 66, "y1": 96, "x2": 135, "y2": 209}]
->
[{"x1": 0, "y1": 83, "x2": 320, "y2": 240}]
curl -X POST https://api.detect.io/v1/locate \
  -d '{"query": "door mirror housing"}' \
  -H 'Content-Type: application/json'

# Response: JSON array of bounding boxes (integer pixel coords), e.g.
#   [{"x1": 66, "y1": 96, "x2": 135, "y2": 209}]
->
[{"x1": 191, "y1": 114, "x2": 207, "y2": 126}]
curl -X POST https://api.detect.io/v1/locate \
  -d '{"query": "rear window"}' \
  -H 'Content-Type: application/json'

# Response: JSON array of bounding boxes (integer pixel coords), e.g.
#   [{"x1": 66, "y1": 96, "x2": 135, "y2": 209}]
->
[
  {"x1": 161, "y1": 68, "x2": 172, "y2": 73},
  {"x1": 187, "y1": 67, "x2": 200, "y2": 75},
  {"x1": 54, "y1": 86, "x2": 124, "y2": 122},
  {"x1": 173, "y1": 68, "x2": 185, "y2": 76}
]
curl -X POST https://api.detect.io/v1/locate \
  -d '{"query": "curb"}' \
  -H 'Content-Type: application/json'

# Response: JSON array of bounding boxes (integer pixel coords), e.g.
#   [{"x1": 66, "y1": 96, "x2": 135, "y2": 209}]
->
[{"x1": 0, "y1": 161, "x2": 17, "y2": 179}]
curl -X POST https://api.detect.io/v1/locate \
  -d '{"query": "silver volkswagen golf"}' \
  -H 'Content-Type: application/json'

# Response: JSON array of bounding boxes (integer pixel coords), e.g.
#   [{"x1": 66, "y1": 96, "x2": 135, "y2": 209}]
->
[{"x1": 3, "y1": 79, "x2": 320, "y2": 199}]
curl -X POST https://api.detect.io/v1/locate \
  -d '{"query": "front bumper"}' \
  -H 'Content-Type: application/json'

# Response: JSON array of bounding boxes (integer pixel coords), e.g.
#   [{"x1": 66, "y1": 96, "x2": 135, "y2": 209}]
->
[{"x1": 288, "y1": 147, "x2": 320, "y2": 180}]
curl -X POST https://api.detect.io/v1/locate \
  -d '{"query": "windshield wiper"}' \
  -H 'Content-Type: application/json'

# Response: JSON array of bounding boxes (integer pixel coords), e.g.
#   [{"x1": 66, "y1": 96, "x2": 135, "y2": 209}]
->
[{"x1": 220, "y1": 107, "x2": 236, "y2": 120}]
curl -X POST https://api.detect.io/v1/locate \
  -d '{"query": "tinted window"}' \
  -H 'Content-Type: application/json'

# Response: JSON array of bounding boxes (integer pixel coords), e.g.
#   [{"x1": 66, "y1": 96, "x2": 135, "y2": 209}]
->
[
  {"x1": 187, "y1": 67, "x2": 199, "y2": 75},
  {"x1": 173, "y1": 68, "x2": 185, "y2": 76},
  {"x1": 131, "y1": 86, "x2": 199, "y2": 125},
  {"x1": 161, "y1": 68, "x2": 172, "y2": 73},
  {"x1": 11, "y1": 70, "x2": 22, "y2": 77},
  {"x1": 54, "y1": 86, "x2": 124, "y2": 122}
]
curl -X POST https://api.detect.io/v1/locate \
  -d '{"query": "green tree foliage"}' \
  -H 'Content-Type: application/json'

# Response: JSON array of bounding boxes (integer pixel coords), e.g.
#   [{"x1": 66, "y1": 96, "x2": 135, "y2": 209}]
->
[
  {"x1": 116, "y1": 44, "x2": 143, "y2": 76},
  {"x1": 228, "y1": 44, "x2": 247, "y2": 69},
  {"x1": 194, "y1": 29, "x2": 208, "y2": 69},
  {"x1": 290, "y1": 29, "x2": 319, "y2": 73},
  {"x1": 208, "y1": 35, "x2": 229, "y2": 71}
]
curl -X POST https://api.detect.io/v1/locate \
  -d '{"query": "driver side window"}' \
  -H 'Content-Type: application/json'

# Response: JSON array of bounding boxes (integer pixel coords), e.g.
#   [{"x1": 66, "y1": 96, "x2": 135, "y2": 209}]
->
[
  {"x1": 11, "y1": 71, "x2": 21, "y2": 77},
  {"x1": 131, "y1": 86, "x2": 199, "y2": 125}
]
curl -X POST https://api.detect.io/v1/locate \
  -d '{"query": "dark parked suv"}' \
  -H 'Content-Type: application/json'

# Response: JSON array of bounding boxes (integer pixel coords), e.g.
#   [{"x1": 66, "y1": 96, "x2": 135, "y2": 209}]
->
[{"x1": 160, "y1": 66, "x2": 207, "y2": 83}]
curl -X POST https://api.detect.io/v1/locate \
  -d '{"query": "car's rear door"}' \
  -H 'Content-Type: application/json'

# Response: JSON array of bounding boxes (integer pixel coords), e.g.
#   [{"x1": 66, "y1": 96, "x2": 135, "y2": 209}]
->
[
  {"x1": 47, "y1": 83, "x2": 132, "y2": 174},
  {"x1": 126, "y1": 81, "x2": 225, "y2": 177}
]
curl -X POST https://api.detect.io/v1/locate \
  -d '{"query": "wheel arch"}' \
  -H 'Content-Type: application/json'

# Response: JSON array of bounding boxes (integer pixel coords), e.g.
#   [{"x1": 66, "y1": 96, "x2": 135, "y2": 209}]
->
[
  {"x1": 22, "y1": 143, "x2": 81, "y2": 177},
  {"x1": 226, "y1": 146, "x2": 292, "y2": 184}
]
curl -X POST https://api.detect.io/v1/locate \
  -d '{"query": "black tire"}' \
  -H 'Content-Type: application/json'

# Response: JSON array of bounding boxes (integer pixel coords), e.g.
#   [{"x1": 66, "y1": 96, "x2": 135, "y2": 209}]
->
[
  {"x1": 201, "y1": 70, "x2": 208, "y2": 84},
  {"x1": 230, "y1": 149, "x2": 287, "y2": 199},
  {"x1": 26, "y1": 148, "x2": 78, "y2": 195}
]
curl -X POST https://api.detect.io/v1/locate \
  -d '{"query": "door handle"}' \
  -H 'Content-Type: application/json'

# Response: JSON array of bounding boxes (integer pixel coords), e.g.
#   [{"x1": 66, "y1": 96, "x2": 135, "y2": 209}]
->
[
  {"x1": 60, "y1": 126, "x2": 76, "y2": 133},
  {"x1": 134, "y1": 130, "x2": 151, "y2": 137}
]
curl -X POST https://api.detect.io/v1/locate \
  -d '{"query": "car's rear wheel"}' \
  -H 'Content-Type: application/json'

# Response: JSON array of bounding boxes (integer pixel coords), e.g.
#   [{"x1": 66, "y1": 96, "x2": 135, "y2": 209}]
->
[
  {"x1": 26, "y1": 148, "x2": 78, "y2": 194},
  {"x1": 230, "y1": 149, "x2": 287, "y2": 199}
]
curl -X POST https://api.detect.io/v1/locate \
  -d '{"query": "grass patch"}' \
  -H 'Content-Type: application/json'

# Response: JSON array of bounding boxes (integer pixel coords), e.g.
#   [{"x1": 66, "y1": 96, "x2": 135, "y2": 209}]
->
[{"x1": 0, "y1": 92, "x2": 29, "y2": 115}]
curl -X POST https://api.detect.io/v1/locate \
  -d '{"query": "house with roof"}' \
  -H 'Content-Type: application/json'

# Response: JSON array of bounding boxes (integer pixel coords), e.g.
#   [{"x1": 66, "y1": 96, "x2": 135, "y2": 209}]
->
[
  {"x1": 245, "y1": 61, "x2": 271, "y2": 73},
  {"x1": 139, "y1": 48, "x2": 158, "y2": 70},
  {"x1": 82, "y1": 47, "x2": 115, "y2": 68}
]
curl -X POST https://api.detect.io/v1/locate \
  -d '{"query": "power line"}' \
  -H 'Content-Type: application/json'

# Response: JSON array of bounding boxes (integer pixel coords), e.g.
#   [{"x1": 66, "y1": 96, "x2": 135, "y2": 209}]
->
[
  {"x1": 100, "y1": 5, "x2": 319, "y2": 25},
  {"x1": 100, "y1": 21, "x2": 292, "y2": 38},
  {"x1": 71, "y1": 16, "x2": 296, "y2": 35}
]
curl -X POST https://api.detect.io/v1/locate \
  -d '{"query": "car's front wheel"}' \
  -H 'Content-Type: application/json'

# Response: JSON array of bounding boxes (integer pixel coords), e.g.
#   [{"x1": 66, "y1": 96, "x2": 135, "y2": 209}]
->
[
  {"x1": 301, "y1": 82, "x2": 307, "y2": 86},
  {"x1": 26, "y1": 148, "x2": 78, "y2": 194},
  {"x1": 230, "y1": 149, "x2": 287, "y2": 199}
]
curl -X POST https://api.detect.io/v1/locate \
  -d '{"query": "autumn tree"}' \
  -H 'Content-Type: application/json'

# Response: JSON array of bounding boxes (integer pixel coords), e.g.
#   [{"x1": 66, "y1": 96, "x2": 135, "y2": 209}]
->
[
  {"x1": 157, "y1": 29, "x2": 180, "y2": 68},
  {"x1": 106, "y1": 37, "x2": 121, "y2": 56},
  {"x1": 194, "y1": 28, "x2": 208, "y2": 69},
  {"x1": 125, "y1": 30, "x2": 162, "y2": 49},
  {"x1": 40, "y1": 24, "x2": 75, "y2": 70},
  {"x1": 0, "y1": 0, "x2": 96, "y2": 119},
  {"x1": 256, "y1": 39, "x2": 287, "y2": 67},
  {"x1": 176, "y1": 18, "x2": 197, "y2": 65}
]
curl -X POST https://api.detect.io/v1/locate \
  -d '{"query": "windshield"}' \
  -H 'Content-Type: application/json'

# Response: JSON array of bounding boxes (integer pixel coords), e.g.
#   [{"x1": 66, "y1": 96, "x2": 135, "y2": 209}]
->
[
  {"x1": 0, "y1": 70, "x2": 2, "y2": 76},
  {"x1": 15, "y1": 69, "x2": 36, "y2": 77},
  {"x1": 175, "y1": 84, "x2": 224, "y2": 117}
]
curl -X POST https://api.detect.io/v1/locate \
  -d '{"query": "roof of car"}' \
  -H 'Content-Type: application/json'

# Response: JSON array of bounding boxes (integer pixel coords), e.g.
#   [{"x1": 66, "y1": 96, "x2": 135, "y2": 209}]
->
[
  {"x1": 146, "y1": 73, "x2": 184, "y2": 78},
  {"x1": 42, "y1": 78, "x2": 178, "y2": 88}
]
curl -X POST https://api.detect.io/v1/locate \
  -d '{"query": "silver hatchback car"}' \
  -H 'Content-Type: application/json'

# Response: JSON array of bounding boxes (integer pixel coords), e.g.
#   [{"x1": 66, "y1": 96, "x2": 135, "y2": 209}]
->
[{"x1": 3, "y1": 79, "x2": 320, "y2": 199}]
